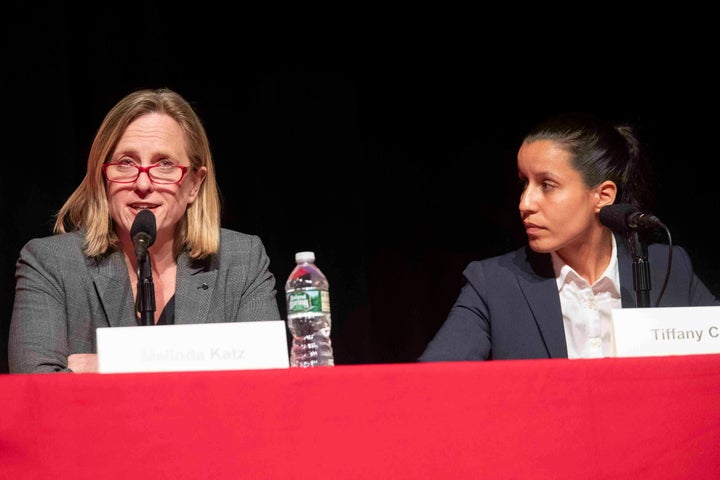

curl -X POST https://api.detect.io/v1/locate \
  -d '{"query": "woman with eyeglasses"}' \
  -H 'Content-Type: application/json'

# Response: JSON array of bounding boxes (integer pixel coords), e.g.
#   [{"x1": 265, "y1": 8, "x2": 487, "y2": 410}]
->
[{"x1": 9, "y1": 88, "x2": 282, "y2": 373}]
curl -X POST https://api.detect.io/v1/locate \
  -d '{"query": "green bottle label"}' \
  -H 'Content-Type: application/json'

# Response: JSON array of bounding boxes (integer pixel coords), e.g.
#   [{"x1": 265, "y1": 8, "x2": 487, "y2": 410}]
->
[{"x1": 287, "y1": 289, "x2": 330, "y2": 314}]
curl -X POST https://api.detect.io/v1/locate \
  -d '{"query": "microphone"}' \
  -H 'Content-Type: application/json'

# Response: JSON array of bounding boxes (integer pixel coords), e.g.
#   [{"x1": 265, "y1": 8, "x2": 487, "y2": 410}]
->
[
  {"x1": 599, "y1": 204, "x2": 666, "y2": 232},
  {"x1": 130, "y1": 210, "x2": 156, "y2": 261}
]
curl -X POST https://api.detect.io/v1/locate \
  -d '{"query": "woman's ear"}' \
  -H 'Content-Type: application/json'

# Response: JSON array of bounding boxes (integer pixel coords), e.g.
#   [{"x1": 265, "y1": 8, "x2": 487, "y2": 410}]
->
[
  {"x1": 595, "y1": 180, "x2": 617, "y2": 212},
  {"x1": 186, "y1": 166, "x2": 207, "y2": 204}
]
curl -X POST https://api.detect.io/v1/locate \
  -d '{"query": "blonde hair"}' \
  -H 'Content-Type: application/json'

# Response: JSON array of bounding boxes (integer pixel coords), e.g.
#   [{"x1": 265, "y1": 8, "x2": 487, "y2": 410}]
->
[{"x1": 54, "y1": 88, "x2": 221, "y2": 259}]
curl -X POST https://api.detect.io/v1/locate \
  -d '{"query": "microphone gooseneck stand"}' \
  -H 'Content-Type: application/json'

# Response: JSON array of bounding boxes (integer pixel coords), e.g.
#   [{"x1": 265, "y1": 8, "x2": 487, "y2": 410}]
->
[
  {"x1": 629, "y1": 230, "x2": 652, "y2": 308},
  {"x1": 137, "y1": 251, "x2": 156, "y2": 326}
]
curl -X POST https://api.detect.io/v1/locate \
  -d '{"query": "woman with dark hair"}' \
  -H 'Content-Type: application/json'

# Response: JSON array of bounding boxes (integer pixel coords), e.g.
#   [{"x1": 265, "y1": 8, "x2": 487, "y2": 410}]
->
[{"x1": 419, "y1": 112, "x2": 719, "y2": 361}]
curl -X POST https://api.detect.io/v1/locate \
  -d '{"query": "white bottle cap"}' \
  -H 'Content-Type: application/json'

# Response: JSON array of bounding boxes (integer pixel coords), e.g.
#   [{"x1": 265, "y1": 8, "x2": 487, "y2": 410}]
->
[{"x1": 295, "y1": 251, "x2": 315, "y2": 263}]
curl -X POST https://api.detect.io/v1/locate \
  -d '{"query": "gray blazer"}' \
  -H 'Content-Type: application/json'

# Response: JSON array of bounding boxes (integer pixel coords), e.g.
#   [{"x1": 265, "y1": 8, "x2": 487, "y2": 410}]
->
[
  {"x1": 9, "y1": 228, "x2": 282, "y2": 373},
  {"x1": 419, "y1": 234, "x2": 720, "y2": 361}
]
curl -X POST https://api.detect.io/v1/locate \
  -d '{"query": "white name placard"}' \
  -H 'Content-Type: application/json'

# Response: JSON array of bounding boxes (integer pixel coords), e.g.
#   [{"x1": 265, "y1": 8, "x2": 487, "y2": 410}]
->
[
  {"x1": 611, "y1": 306, "x2": 720, "y2": 357},
  {"x1": 97, "y1": 321, "x2": 289, "y2": 373}
]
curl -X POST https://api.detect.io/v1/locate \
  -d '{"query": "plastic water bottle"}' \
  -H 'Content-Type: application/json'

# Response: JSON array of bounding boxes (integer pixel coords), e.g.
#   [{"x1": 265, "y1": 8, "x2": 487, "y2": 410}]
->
[{"x1": 285, "y1": 251, "x2": 335, "y2": 367}]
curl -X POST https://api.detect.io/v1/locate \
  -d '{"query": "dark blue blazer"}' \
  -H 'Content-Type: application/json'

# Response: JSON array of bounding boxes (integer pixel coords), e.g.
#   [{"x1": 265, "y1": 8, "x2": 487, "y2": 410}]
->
[{"x1": 419, "y1": 234, "x2": 720, "y2": 361}]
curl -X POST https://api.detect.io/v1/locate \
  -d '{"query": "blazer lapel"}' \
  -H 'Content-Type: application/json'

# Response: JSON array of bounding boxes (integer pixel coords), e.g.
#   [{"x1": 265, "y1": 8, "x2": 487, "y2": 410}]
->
[
  {"x1": 175, "y1": 252, "x2": 217, "y2": 324},
  {"x1": 616, "y1": 235, "x2": 639, "y2": 308},
  {"x1": 89, "y1": 251, "x2": 136, "y2": 327},
  {"x1": 516, "y1": 248, "x2": 569, "y2": 358}
]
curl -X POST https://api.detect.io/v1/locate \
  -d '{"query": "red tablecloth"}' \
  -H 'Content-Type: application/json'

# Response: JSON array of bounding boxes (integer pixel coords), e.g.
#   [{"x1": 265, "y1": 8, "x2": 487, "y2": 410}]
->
[{"x1": 2, "y1": 355, "x2": 719, "y2": 479}]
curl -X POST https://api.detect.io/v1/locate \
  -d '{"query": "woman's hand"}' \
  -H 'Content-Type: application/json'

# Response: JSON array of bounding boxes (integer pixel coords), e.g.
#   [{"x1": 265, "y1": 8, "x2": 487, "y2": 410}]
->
[{"x1": 67, "y1": 353, "x2": 99, "y2": 373}]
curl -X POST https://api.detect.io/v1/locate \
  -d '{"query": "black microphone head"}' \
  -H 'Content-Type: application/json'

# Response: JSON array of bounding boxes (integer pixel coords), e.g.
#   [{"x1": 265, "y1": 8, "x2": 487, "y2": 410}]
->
[
  {"x1": 130, "y1": 209, "x2": 157, "y2": 246},
  {"x1": 599, "y1": 203, "x2": 638, "y2": 232}
]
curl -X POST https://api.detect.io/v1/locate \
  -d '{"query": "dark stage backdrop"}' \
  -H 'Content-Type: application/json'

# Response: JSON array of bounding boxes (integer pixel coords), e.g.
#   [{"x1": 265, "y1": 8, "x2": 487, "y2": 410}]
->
[{"x1": 2, "y1": 5, "x2": 718, "y2": 372}]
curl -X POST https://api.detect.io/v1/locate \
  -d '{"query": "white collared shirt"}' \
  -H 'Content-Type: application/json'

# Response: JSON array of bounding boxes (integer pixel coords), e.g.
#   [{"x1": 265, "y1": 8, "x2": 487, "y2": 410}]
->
[{"x1": 551, "y1": 235, "x2": 622, "y2": 359}]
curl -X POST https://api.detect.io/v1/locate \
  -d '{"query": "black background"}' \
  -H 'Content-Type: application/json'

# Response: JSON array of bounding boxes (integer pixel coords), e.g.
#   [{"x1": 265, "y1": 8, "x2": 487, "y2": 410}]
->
[{"x1": 2, "y1": 5, "x2": 719, "y2": 372}]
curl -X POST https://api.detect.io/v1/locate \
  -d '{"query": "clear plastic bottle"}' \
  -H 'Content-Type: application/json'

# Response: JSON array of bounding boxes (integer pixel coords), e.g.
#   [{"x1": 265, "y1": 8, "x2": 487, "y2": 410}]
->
[{"x1": 285, "y1": 251, "x2": 335, "y2": 367}]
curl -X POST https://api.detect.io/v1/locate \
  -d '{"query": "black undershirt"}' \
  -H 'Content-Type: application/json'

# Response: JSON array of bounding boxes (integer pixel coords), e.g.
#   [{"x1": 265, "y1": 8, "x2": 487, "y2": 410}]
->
[{"x1": 136, "y1": 294, "x2": 175, "y2": 325}]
